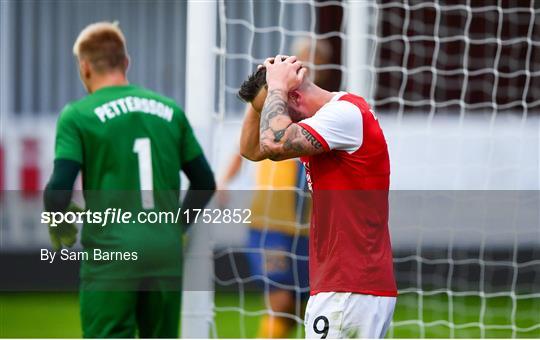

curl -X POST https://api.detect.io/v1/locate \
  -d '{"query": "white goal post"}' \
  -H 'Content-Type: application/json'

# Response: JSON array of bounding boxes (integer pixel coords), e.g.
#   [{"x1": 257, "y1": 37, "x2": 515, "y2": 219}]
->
[
  {"x1": 344, "y1": 0, "x2": 374, "y2": 100},
  {"x1": 181, "y1": 0, "x2": 217, "y2": 338}
]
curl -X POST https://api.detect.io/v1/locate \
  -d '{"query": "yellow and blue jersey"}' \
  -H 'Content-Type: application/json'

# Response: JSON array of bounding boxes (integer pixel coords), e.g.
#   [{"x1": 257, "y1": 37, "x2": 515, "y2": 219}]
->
[
  {"x1": 250, "y1": 158, "x2": 311, "y2": 236},
  {"x1": 246, "y1": 159, "x2": 311, "y2": 297}
]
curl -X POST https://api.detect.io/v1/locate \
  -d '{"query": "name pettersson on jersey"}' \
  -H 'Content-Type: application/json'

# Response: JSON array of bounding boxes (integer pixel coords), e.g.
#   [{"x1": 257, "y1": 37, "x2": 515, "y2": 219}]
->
[{"x1": 94, "y1": 96, "x2": 174, "y2": 123}]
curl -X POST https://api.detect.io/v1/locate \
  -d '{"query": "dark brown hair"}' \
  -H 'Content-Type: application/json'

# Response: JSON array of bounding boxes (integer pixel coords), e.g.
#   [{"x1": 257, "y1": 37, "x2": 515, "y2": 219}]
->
[{"x1": 238, "y1": 67, "x2": 267, "y2": 102}]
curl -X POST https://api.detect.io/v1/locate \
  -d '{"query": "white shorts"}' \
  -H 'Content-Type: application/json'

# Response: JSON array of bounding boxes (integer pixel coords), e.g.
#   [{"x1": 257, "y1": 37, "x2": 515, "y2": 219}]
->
[{"x1": 304, "y1": 292, "x2": 396, "y2": 339}]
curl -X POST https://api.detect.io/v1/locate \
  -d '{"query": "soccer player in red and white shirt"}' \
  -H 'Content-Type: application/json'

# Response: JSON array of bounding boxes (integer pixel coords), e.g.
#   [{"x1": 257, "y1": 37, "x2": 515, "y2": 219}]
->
[{"x1": 238, "y1": 55, "x2": 397, "y2": 339}]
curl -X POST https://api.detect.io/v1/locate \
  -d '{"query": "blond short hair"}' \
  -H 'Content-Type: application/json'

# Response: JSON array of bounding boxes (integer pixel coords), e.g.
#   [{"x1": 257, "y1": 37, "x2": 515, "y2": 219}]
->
[{"x1": 73, "y1": 21, "x2": 128, "y2": 73}]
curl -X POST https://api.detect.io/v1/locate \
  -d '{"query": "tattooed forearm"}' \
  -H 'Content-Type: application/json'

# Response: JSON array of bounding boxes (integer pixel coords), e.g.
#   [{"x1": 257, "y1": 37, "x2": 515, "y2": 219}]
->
[
  {"x1": 273, "y1": 129, "x2": 286, "y2": 142},
  {"x1": 260, "y1": 89, "x2": 291, "y2": 142},
  {"x1": 300, "y1": 128, "x2": 322, "y2": 149},
  {"x1": 258, "y1": 89, "x2": 325, "y2": 160},
  {"x1": 281, "y1": 125, "x2": 322, "y2": 154},
  {"x1": 283, "y1": 126, "x2": 304, "y2": 153},
  {"x1": 264, "y1": 125, "x2": 324, "y2": 161}
]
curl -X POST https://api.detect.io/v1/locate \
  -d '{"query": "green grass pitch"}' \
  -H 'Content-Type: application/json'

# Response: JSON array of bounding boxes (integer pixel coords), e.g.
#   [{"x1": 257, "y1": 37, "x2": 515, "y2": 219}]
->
[{"x1": 1, "y1": 292, "x2": 538, "y2": 338}]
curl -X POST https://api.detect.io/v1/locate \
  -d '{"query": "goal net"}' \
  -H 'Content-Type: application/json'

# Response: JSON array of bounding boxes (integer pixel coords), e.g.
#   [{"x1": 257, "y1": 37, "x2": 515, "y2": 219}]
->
[{"x1": 206, "y1": 0, "x2": 540, "y2": 338}]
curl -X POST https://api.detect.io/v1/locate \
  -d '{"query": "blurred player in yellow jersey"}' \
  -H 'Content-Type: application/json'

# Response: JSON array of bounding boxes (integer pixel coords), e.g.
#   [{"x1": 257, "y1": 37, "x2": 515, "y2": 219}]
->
[
  {"x1": 219, "y1": 154, "x2": 310, "y2": 338},
  {"x1": 219, "y1": 38, "x2": 332, "y2": 338}
]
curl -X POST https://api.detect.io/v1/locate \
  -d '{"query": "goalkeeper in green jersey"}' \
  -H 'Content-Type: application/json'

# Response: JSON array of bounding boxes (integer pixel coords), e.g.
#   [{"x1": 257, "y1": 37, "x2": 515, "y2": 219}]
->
[{"x1": 43, "y1": 22, "x2": 215, "y2": 338}]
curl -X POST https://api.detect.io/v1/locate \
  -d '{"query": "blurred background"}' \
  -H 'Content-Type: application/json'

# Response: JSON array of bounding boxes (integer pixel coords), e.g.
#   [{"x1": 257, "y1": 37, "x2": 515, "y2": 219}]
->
[{"x1": 0, "y1": 0, "x2": 539, "y2": 338}]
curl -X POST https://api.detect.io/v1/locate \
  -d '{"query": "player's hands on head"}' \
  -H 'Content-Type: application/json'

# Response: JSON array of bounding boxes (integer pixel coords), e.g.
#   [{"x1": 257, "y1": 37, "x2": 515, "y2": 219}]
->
[{"x1": 263, "y1": 55, "x2": 307, "y2": 92}]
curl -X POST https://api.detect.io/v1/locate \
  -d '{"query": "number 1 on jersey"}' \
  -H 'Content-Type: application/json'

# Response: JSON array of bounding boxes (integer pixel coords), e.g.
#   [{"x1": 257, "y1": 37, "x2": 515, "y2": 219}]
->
[{"x1": 133, "y1": 138, "x2": 154, "y2": 209}]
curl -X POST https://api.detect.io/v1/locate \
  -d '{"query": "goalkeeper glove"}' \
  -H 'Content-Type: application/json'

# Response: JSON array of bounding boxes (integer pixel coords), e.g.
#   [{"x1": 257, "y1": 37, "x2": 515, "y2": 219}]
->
[{"x1": 48, "y1": 203, "x2": 83, "y2": 251}]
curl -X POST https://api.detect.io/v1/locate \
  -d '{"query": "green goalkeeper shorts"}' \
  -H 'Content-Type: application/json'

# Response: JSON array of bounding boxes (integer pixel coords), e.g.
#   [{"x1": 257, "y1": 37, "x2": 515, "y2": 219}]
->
[{"x1": 79, "y1": 277, "x2": 182, "y2": 338}]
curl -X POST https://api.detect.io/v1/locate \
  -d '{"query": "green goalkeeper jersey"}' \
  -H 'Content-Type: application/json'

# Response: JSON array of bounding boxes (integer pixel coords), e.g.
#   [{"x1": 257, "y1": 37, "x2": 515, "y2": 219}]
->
[{"x1": 55, "y1": 84, "x2": 203, "y2": 279}]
